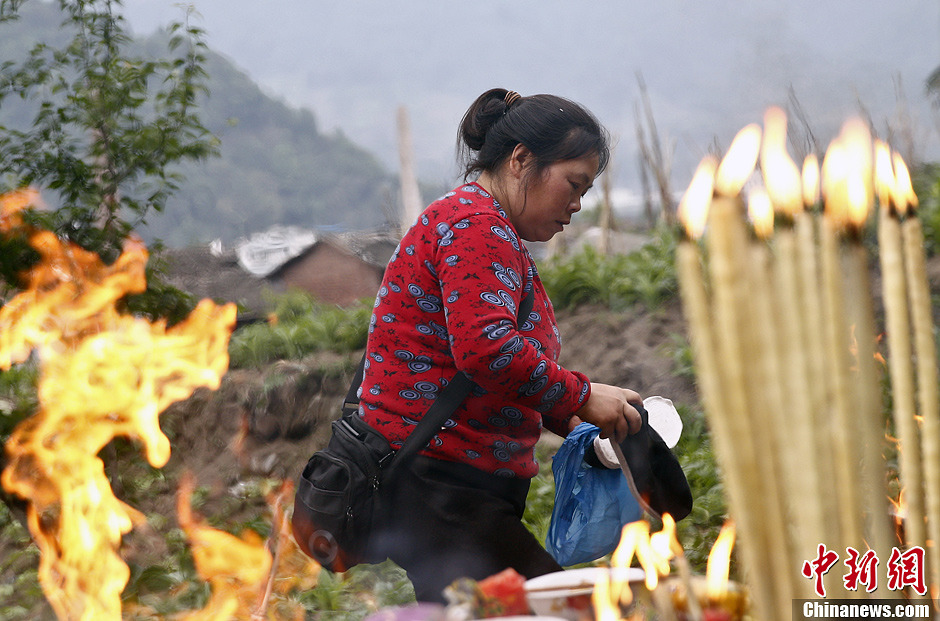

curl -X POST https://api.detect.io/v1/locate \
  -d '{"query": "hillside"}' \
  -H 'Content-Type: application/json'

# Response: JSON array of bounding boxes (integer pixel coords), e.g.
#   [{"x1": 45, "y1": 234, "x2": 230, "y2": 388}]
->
[
  {"x1": 0, "y1": 2, "x2": 408, "y2": 248},
  {"x1": 137, "y1": 44, "x2": 399, "y2": 246}
]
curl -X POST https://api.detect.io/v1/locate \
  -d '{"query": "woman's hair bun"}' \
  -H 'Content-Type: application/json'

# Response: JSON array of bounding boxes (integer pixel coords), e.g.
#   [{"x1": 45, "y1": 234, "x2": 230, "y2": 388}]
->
[{"x1": 458, "y1": 88, "x2": 512, "y2": 152}]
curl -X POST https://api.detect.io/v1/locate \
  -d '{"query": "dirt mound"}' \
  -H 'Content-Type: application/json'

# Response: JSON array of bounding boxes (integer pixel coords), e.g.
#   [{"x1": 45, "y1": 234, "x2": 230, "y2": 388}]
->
[{"x1": 555, "y1": 301, "x2": 695, "y2": 406}]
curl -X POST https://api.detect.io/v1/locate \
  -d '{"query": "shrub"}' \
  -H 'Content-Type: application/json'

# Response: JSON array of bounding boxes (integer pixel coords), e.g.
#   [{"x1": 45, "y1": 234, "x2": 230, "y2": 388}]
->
[
  {"x1": 227, "y1": 291, "x2": 372, "y2": 368},
  {"x1": 912, "y1": 163, "x2": 940, "y2": 256},
  {"x1": 540, "y1": 226, "x2": 678, "y2": 311}
]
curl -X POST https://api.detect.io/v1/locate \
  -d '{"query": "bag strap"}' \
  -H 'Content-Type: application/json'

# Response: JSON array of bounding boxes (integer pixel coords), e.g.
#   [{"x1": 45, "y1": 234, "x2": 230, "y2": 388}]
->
[{"x1": 346, "y1": 288, "x2": 535, "y2": 468}]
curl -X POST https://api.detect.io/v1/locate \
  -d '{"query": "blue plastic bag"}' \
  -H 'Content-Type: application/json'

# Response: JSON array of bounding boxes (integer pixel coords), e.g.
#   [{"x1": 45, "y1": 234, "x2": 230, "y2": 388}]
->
[{"x1": 545, "y1": 422, "x2": 642, "y2": 566}]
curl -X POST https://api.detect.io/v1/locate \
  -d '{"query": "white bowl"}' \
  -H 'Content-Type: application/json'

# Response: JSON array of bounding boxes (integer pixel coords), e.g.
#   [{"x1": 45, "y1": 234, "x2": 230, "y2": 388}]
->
[{"x1": 525, "y1": 568, "x2": 645, "y2": 620}]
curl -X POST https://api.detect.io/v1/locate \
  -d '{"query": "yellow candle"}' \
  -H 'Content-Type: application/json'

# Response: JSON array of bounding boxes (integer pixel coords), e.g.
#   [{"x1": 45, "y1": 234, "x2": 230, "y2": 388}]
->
[
  {"x1": 796, "y1": 210, "x2": 844, "y2": 537},
  {"x1": 895, "y1": 153, "x2": 940, "y2": 595},
  {"x1": 843, "y1": 238, "x2": 896, "y2": 566},
  {"x1": 773, "y1": 224, "x2": 828, "y2": 573},
  {"x1": 818, "y1": 213, "x2": 864, "y2": 553},
  {"x1": 811, "y1": 146, "x2": 864, "y2": 552},
  {"x1": 676, "y1": 164, "x2": 754, "y2": 599},
  {"x1": 824, "y1": 125, "x2": 895, "y2": 568},
  {"x1": 745, "y1": 188, "x2": 797, "y2": 611},
  {"x1": 676, "y1": 164, "x2": 752, "y2": 583},
  {"x1": 761, "y1": 109, "x2": 831, "y2": 578},
  {"x1": 706, "y1": 193, "x2": 776, "y2": 621},
  {"x1": 875, "y1": 145, "x2": 925, "y2": 550}
]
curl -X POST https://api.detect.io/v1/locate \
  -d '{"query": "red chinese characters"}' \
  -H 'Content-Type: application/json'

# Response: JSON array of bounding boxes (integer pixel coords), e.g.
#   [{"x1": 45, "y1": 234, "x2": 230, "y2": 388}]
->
[
  {"x1": 802, "y1": 544, "x2": 840, "y2": 597},
  {"x1": 801, "y1": 545, "x2": 926, "y2": 598}
]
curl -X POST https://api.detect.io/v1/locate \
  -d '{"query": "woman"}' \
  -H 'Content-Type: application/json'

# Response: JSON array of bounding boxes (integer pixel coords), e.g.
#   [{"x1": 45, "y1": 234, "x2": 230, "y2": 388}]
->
[{"x1": 359, "y1": 88, "x2": 644, "y2": 602}]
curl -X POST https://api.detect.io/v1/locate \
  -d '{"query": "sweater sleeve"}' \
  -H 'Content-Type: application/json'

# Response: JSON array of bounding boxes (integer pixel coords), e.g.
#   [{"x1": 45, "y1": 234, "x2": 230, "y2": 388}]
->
[{"x1": 433, "y1": 211, "x2": 590, "y2": 429}]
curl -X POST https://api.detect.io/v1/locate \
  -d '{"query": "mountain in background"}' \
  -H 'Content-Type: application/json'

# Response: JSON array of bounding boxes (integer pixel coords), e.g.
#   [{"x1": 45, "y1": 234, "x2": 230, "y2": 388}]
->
[
  {"x1": 0, "y1": 2, "x2": 411, "y2": 248},
  {"x1": 122, "y1": 0, "x2": 940, "y2": 213},
  {"x1": 139, "y1": 44, "x2": 399, "y2": 246}
]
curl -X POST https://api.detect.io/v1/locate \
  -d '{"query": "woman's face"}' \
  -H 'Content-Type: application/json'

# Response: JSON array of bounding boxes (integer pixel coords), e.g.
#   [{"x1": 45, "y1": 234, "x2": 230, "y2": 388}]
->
[{"x1": 508, "y1": 152, "x2": 599, "y2": 243}]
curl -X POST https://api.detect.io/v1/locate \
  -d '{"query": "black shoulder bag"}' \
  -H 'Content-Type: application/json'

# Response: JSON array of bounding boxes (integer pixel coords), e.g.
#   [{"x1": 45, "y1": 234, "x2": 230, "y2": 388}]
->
[{"x1": 291, "y1": 290, "x2": 534, "y2": 572}]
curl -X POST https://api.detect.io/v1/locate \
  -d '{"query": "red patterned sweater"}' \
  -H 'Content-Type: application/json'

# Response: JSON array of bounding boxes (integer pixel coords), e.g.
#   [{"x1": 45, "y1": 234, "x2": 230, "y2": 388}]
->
[{"x1": 359, "y1": 182, "x2": 591, "y2": 478}]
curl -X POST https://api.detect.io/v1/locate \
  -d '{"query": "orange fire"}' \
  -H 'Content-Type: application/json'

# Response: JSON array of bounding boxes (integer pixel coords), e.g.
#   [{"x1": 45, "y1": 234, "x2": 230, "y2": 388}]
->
[
  {"x1": 760, "y1": 107, "x2": 803, "y2": 217},
  {"x1": 678, "y1": 155, "x2": 718, "y2": 240},
  {"x1": 0, "y1": 187, "x2": 40, "y2": 231},
  {"x1": 888, "y1": 489, "x2": 907, "y2": 545},
  {"x1": 802, "y1": 154, "x2": 821, "y2": 207},
  {"x1": 822, "y1": 119, "x2": 874, "y2": 231},
  {"x1": 177, "y1": 473, "x2": 273, "y2": 621},
  {"x1": 747, "y1": 187, "x2": 775, "y2": 240},
  {"x1": 706, "y1": 521, "x2": 736, "y2": 600},
  {"x1": 715, "y1": 124, "x2": 761, "y2": 198},
  {"x1": 0, "y1": 191, "x2": 236, "y2": 620},
  {"x1": 594, "y1": 517, "x2": 739, "y2": 620}
]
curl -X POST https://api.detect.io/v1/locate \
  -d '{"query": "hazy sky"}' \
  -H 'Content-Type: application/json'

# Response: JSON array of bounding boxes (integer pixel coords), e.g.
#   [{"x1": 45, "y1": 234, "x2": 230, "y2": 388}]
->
[{"x1": 123, "y1": 1, "x2": 940, "y2": 207}]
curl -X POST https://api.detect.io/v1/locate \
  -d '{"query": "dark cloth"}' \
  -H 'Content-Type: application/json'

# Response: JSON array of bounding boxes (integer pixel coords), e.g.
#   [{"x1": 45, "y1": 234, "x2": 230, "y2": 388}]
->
[{"x1": 369, "y1": 455, "x2": 562, "y2": 603}]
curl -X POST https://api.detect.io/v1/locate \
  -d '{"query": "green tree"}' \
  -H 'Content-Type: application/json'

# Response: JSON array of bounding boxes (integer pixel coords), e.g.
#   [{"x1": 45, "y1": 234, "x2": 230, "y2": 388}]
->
[{"x1": 0, "y1": 0, "x2": 217, "y2": 293}]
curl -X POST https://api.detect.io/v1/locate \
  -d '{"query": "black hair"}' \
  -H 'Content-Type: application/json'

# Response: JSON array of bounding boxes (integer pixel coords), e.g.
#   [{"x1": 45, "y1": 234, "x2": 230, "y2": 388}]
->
[{"x1": 457, "y1": 88, "x2": 610, "y2": 182}]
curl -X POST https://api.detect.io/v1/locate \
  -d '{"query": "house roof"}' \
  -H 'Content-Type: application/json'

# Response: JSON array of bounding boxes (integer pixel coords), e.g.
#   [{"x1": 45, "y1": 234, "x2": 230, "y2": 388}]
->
[
  {"x1": 158, "y1": 229, "x2": 397, "y2": 320},
  {"x1": 264, "y1": 230, "x2": 397, "y2": 280},
  {"x1": 157, "y1": 245, "x2": 275, "y2": 321}
]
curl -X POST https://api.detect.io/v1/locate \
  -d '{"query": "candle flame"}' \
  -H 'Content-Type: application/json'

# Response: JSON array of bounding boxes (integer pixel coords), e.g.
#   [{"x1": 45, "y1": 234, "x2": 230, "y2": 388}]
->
[
  {"x1": 715, "y1": 124, "x2": 761, "y2": 197},
  {"x1": 802, "y1": 154, "x2": 820, "y2": 207},
  {"x1": 892, "y1": 152, "x2": 918, "y2": 213},
  {"x1": 604, "y1": 518, "x2": 677, "y2": 608},
  {"x1": 592, "y1": 571, "x2": 619, "y2": 621},
  {"x1": 678, "y1": 155, "x2": 718, "y2": 240},
  {"x1": 821, "y1": 140, "x2": 848, "y2": 227},
  {"x1": 706, "y1": 520, "x2": 736, "y2": 599},
  {"x1": 820, "y1": 119, "x2": 875, "y2": 232},
  {"x1": 748, "y1": 186, "x2": 775, "y2": 240},
  {"x1": 760, "y1": 107, "x2": 803, "y2": 216},
  {"x1": 874, "y1": 140, "x2": 899, "y2": 214},
  {"x1": 840, "y1": 118, "x2": 874, "y2": 229}
]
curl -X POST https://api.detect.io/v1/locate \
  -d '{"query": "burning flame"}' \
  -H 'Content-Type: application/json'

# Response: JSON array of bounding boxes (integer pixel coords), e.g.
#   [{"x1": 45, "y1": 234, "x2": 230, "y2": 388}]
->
[
  {"x1": 715, "y1": 124, "x2": 762, "y2": 197},
  {"x1": 874, "y1": 141, "x2": 918, "y2": 220},
  {"x1": 820, "y1": 118, "x2": 875, "y2": 231},
  {"x1": 0, "y1": 193, "x2": 236, "y2": 620},
  {"x1": 892, "y1": 152, "x2": 918, "y2": 214},
  {"x1": 0, "y1": 187, "x2": 40, "y2": 231},
  {"x1": 802, "y1": 154, "x2": 821, "y2": 207},
  {"x1": 887, "y1": 487, "x2": 909, "y2": 547},
  {"x1": 706, "y1": 521, "x2": 736, "y2": 599},
  {"x1": 821, "y1": 140, "x2": 849, "y2": 227},
  {"x1": 678, "y1": 155, "x2": 718, "y2": 240},
  {"x1": 595, "y1": 517, "x2": 739, "y2": 620},
  {"x1": 748, "y1": 186, "x2": 775, "y2": 240},
  {"x1": 760, "y1": 107, "x2": 803, "y2": 217},
  {"x1": 177, "y1": 473, "x2": 272, "y2": 621},
  {"x1": 874, "y1": 140, "x2": 899, "y2": 213}
]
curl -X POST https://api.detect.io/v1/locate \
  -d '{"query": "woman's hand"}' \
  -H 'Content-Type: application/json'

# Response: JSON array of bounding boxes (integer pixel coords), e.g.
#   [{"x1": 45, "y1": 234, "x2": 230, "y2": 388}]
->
[{"x1": 573, "y1": 383, "x2": 643, "y2": 442}]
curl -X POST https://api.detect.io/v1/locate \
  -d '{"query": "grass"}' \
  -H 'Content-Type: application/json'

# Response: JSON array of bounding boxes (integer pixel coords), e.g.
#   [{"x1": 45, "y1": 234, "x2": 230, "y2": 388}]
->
[
  {"x1": 539, "y1": 225, "x2": 678, "y2": 312},
  {"x1": 228, "y1": 291, "x2": 372, "y2": 368}
]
